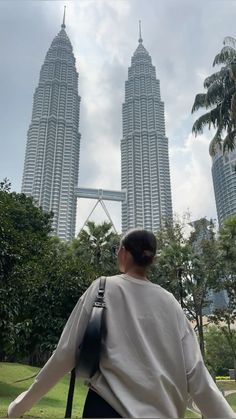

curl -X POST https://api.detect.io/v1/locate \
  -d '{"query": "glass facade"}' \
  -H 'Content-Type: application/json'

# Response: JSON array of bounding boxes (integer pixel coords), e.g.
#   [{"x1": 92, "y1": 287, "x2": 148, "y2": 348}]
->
[
  {"x1": 121, "y1": 37, "x2": 172, "y2": 232},
  {"x1": 22, "y1": 23, "x2": 81, "y2": 240},
  {"x1": 210, "y1": 142, "x2": 236, "y2": 225}
]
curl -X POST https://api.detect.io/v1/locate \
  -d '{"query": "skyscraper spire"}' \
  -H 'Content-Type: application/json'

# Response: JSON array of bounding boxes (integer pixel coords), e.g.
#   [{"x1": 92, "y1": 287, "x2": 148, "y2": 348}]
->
[
  {"x1": 61, "y1": 5, "x2": 66, "y2": 29},
  {"x1": 22, "y1": 14, "x2": 81, "y2": 241},
  {"x1": 138, "y1": 20, "x2": 143, "y2": 43},
  {"x1": 121, "y1": 29, "x2": 172, "y2": 232}
]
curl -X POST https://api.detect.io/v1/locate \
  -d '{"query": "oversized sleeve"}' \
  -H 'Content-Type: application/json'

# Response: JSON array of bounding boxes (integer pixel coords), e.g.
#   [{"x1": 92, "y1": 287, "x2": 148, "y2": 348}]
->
[
  {"x1": 182, "y1": 320, "x2": 236, "y2": 418},
  {"x1": 8, "y1": 281, "x2": 98, "y2": 418}
]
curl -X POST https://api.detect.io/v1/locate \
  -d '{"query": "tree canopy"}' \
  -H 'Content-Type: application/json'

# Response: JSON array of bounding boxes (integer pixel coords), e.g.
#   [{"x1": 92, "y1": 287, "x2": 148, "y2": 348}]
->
[
  {"x1": 192, "y1": 36, "x2": 236, "y2": 152},
  {"x1": 0, "y1": 184, "x2": 120, "y2": 364},
  {"x1": 0, "y1": 179, "x2": 53, "y2": 361}
]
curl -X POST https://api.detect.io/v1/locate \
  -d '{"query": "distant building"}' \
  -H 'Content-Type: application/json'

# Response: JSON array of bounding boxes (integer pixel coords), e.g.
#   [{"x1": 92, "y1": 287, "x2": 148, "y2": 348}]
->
[
  {"x1": 210, "y1": 141, "x2": 236, "y2": 226},
  {"x1": 22, "y1": 12, "x2": 81, "y2": 240},
  {"x1": 189, "y1": 218, "x2": 213, "y2": 246},
  {"x1": 121, "y1": 24, "x2": 172, "y2": 232}
]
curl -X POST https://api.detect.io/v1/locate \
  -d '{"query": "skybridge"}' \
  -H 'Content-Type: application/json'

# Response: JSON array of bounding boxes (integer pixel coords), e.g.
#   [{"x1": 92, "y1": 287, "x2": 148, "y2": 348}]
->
[
  {"x1": 75, "y1": 187, "x2": 127, "y2": 233},
  {"x1": 75, "y1": 187, "x2": 127, "y2": 203}
]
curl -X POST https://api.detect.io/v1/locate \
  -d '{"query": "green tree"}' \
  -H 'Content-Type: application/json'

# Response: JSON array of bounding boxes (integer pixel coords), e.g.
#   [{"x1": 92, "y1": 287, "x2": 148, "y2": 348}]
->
[
  {"x1": 192, "y1": 36, "x2": 236, "y2": 152},
  {"x1": 0, "y1": 177, "x2": 11, "y2": 192},
  {"x1": 23, "y1": 222, "x2": 120, "y2": 364},
  {"x1": 153, "y1": 218, "x2": 220, "y2": 359},
  {"x1": 21, "y1": 237, "x2": 90, "y2": 365},
  {"x1": 209, "y1": 215, "x2": 236, "y2": 378},
  {"x1": 185, "y1": 219, "x2": 221, "y2": 357},
  {"x1": 204, "y1": 325, "x2": 236, "y2": 377},
  {"x1": 0, "y1": 182, "x2": 120, "y2": 364},
  {"x1": 71, "y1": 221, "x2": 120, "y2": 279},
  {"x1": 0, "y1": 181, "x2": 52, "y2": 360}
]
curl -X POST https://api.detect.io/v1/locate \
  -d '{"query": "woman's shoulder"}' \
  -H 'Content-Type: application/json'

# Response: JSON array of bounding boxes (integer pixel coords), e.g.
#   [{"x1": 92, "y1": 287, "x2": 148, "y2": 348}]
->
[{"x1": 104, "y1": 275, "x2": 176, "y2": 301}]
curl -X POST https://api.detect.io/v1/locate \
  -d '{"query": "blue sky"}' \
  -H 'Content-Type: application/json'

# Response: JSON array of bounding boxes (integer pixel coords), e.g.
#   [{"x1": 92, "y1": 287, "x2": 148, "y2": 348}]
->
[{"x1": 1, "y1": 0, "x2": 235, "y2": 233}]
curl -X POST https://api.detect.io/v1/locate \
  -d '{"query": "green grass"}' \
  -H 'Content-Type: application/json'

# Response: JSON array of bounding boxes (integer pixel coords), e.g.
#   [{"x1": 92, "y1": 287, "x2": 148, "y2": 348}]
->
[
  {"x1": 0, "y1": 362, "x2": 88, "y2": 418},
  {"x1": 226, "y1": 394, "x2": 236, "y2": 411},
  {"x1": 0, "y1": 363, "x2": 235, "y2": 418},
  {"x1": 185, "y1": 409, "x2": 200, "y2": 418}
]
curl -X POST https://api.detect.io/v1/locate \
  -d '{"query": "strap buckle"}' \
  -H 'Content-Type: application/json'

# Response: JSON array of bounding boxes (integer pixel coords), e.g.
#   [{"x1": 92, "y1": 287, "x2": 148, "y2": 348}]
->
[{"x1": 94, "y1": 276, "x2": 106, "y2": 308}]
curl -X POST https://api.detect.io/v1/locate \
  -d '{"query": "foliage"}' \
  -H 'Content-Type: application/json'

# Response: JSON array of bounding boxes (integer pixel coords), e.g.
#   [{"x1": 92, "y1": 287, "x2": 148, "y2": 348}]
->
[
  {"x1": 0, "y1": 177, "x2": 11, "y2": 192},
  {"x1": 192, "y1": 36, "x2": 236, "y2": 152},
  {"x1": 71, "y1": 221, "x2": 120, "y2": 279},
  {"x1": 152, "y1": 217, "x2": 220, "y2": 358},
  {"x1": 0, "y1": 180, "x2": 53, "y2": 361},
  {"x1": 15, "y1": 238, "x2": 90, "y2": 365},
  {"x1": 214, "y1": 216, "x2": 236, "y2": 318},
  {"x1": 153, "y1": 215, "x2": 236, "y2": 369},
  {"x1": 204, "y1": 325, "x2": 235, "y2": 376},
  {"x1": 208, "y1": 215, "x2": 236, "y2": 378},
  {"x1": 0, "y1": 186, "x2": 120, "y2": 364}
]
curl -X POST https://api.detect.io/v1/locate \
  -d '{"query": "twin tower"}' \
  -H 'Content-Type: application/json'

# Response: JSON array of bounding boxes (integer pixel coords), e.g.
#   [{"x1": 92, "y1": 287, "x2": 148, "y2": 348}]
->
[{"x1": 22, "y1": 16, "x2": 172, "y2": 240}]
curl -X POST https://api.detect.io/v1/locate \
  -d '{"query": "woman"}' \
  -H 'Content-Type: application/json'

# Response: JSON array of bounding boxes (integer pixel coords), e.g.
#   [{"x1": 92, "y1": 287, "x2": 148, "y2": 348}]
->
[{"x1": 8, "y1": 229, "x2": 235, "y2": 418}]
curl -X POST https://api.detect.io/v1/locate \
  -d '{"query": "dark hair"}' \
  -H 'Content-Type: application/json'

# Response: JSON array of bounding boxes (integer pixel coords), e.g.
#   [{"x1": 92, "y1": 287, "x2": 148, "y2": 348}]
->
[{"x1": 121, "y1": 229, "x2": 157, "y2": 267}]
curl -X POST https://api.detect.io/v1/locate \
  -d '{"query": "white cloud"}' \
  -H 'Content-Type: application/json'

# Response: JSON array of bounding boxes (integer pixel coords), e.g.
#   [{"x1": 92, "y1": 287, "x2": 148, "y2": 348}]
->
[
  {"x1": 76, "y1": 198, "x2": 122, "y2": 235},
  {"x1": 170, "y1": 133, "x2": 217, "y2": 223}
]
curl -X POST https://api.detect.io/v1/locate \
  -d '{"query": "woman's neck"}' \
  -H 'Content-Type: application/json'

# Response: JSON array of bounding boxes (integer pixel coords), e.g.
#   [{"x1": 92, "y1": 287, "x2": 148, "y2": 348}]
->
[{"x1": 124, "y1": 267, "x2": 147, "y2": 280}]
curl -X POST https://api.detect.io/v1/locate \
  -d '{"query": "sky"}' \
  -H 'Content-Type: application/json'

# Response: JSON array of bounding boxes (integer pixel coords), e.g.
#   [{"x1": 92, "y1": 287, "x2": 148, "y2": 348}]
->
[{"x1": 1, "y1": 0, "x2": 235, "y2": 234}]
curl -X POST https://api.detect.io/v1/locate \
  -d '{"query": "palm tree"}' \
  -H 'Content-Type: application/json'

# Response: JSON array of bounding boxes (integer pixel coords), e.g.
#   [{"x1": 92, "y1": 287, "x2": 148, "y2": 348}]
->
[
  {"x1": 192, "y1": 36, "x2": 236, "y2": 153},
  {"x1": 71, "y1": 221, "x2": 120, "y2": 277}
]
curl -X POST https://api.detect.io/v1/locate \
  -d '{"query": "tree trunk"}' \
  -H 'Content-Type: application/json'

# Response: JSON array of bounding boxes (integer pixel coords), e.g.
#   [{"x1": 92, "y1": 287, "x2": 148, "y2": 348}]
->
[
  {"x1": 234, "y1": 357, "x2": 236, "y2": 382},
  {"x1": 196, "y1": 309, "x2": 205, "y2": 361},
  {"x1": 196, "y1": 311, "x2": 205, "y2": 360},
  {"x1": 199, "y1": 312, "x2": 205, "y2": 358}
]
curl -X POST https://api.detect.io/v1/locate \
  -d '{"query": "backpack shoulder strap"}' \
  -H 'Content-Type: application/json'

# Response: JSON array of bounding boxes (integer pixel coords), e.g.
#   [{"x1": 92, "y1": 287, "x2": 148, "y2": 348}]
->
[{"x1": 94, "y1": 277, "x2": 106, "y2": 308}]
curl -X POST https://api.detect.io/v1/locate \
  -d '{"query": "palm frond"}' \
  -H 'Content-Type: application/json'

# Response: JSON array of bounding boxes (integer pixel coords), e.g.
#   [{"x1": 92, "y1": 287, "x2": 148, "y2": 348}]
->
[
  {"x1": 223, "y1": 129, "x2": 236, "y2": 152},
  {"x1": 213, "y1": 124, "x2": 223, "y2": 142},
  {"x1": 193, "y1": 37, "x2": 236, "y2": 149},
  {"x1": 209, "y1": 126, "x2": 223, "y2": 156},
  {"x1": 213, "y1": 46, "x2": 236, "y2": 66},
  {"x1": 191, "y1": 93, "x2": 207, "y2": 113},
  {"x1": 205, "y1": 81, "x2": 224, "y2": 107},
  {"x1": 229, "y1": 63, "x2": 236, "y2": 81},
  {"x1": 219, "y1": 89, "x2": 236, "y2": 126},
  {"x1": 211, "y1": 106, "x2": 222, "y2": 124},
  {"x1": 223, "y1": 36, "x2": 236, "y2": 48},
  {"x1": 204, "y1": 67, "x2": 229, "y2": 89},
  {"x1": 192, "y1": 110, "x2": 216, "y2": 135},
  {"x1": 231, "y1": 92, "x2": 236, "y2": 121}
]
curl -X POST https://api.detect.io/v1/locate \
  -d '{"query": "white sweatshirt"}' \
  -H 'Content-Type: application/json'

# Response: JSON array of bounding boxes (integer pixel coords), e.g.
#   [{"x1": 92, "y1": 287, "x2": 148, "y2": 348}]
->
[{"x1": 8, "y1": 274, "x2": 236, "y2": 418}]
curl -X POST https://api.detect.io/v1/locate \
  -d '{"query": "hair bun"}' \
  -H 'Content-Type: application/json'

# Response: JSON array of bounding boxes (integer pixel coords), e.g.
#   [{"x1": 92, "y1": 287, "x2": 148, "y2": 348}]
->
[
  {"x1": 121, "y1": 229, "x2": 157, "y2": 267},
  {"x1": 142, "y1": 250, "x2": 154, "y2": 257}
]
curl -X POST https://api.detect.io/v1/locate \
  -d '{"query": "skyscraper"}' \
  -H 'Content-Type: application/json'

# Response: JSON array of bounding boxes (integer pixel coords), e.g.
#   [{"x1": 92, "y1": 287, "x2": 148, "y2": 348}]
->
[
  {"x1": 121, "y1": 24, "x2": 172, "y2": 232},
  {"x1": 22, "y1": 10, "x2": 81, "y2": 240},
  {"x1": 210, "y1": 141, "x2": 236, "y2": 226}
]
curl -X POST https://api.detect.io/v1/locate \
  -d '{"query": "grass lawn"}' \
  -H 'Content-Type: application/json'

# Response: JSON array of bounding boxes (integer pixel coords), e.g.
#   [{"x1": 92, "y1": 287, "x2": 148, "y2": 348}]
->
[
  {"x1": 185, "y1": 410, "x2": 200, "y2": 418},
  {"x1": 0, "y1": 363, "x2": 234, "y2": 418},
  {"x1": 0, "y1": 362, "x2": 88, "y2": 418},
  {"x1": 226, "y1": 394, "x2": 236, "y2": 412}
]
